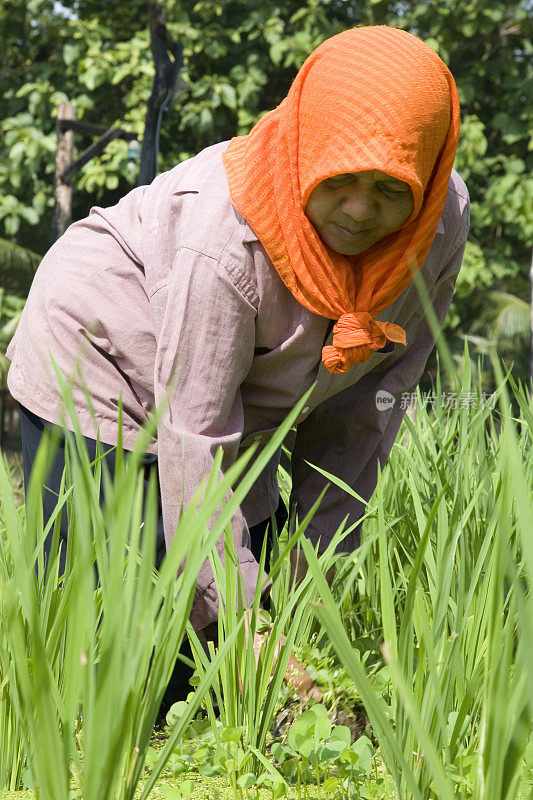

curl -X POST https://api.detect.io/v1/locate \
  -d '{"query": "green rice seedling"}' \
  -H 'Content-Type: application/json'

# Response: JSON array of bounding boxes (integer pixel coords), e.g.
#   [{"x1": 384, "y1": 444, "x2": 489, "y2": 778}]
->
[
  {"x1": 0, "y1": 458, "x2": 26, "y2": 792},
  {"x1": 302, "y1": 536, "x2": 428, "y2": 800},
  {"x1": 0, "y1": 641, "x2": 25, "y2": 792},
  {"x1": 304, "y1": 359, "x2": 533, "y2": 799},
  {"x1": 138, "y1": 386, "x2": 331, "y2": 799},
  {"x1": 183, "y1": 499, "x2": 354, "y2": 779},
  {"x1": 376, "y1": 359, "x2": 531, "y2": 799},
  {"x1": 0, "y1": 422, "x2": 225, "y2": 800},
  {"x1": 476, "y1": 361, "x2": 533, "y2": 800},
  {"x1": 0, "y1": 375, "x2": 318, "y2": 800},
  {"x1": 173, "y1": 385, "x2": 355, "y2": 768}
]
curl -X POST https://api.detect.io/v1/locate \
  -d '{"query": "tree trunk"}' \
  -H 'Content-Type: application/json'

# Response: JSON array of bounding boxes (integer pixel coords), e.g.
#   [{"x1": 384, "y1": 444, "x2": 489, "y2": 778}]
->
[{"x1": 51, "y1": 101, "x2": 76, "y2": 243}]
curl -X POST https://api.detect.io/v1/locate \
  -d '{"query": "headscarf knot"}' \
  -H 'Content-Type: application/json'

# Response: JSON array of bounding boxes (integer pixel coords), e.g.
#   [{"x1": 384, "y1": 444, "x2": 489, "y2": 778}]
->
[{"x1": 322, "y1": 312, "x2": 407, "y2": 374}]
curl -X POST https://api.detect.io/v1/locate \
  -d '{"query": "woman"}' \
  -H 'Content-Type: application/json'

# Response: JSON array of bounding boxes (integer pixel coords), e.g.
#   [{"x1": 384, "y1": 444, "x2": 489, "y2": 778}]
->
[{"x1": 7, "y1": 25, "x2": 468, "y2": 667}]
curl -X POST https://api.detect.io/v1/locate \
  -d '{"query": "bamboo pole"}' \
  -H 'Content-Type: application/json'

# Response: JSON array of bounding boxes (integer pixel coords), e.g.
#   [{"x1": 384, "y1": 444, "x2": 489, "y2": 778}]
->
[{"x1": 138, "y1": 4, "x2": 182, "y2": 186}]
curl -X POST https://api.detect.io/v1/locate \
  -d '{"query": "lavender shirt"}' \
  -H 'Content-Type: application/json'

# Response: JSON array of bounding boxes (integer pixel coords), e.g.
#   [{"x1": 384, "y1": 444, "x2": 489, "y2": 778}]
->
[{"x1": 7, "y1": 142, "x2": 469, "y2": 628}]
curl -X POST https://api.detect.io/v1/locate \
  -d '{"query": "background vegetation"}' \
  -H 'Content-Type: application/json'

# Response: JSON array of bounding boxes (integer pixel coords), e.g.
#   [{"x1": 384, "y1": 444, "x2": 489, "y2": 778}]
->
[{"x1": 0, "y1": 0, "x2": 532, "y2": 380}]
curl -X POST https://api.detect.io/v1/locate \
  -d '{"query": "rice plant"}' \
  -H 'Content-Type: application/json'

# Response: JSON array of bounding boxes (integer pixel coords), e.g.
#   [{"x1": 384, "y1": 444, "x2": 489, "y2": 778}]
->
[
  {"x1": 306, "y1": 359, "x2": 533, "y2": 799},
  {"x1": 1, "y1": 346, "x2": 533, "y2": 800},
  {"x1": 0, "y1": 378, "x2": 312, "y2": 799},
  {"x1": 184, "y1": 501, "x2": 349, "y2": 761}
]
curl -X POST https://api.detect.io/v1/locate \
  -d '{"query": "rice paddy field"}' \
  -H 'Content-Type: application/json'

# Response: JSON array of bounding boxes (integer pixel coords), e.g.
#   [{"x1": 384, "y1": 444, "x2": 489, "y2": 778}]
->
[{"x1": 1, "y1": 356, "x2": 532, "y2": 800}]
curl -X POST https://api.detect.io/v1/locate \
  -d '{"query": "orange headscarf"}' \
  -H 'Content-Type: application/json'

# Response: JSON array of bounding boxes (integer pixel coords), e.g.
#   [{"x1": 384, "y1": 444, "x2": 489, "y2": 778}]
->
[{"x1": 222, "y1": 26, "x2": 460, "y2": 374}]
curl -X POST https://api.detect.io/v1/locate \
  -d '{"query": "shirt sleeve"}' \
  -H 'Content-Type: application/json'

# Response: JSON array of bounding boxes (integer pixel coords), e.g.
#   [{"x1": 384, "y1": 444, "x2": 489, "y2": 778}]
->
[
  {"x1": 150, "y1": 245, "x2": 262, "y2": 630},
  {"x1": 289, "y1": 203, "x2": 470, "y2": 554}
]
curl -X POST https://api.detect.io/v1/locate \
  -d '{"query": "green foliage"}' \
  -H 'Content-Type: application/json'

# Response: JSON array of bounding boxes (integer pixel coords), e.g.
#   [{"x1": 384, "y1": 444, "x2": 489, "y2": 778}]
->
[
  {"x1": 0, "y1": 239, "x2": 40, "y2": 384},
  {"x1": 0, "y1": 408, "x2": 219, "y2": 799},
  {"x1": 477, "y1": 290, "x2": 531, "y2": 379},
  {"x1": 0, "y1": 0, "x2": 330, "y2": 254},
  {"x1": 156, "y1": 710, "x2": 379, "y2": 799},
  {"x1": 155, "y1": 354, "x2": 533, "y2": 800},
  {"x1": 0, "y1": 368, "x2": 310, "y2": 798},
  {"x1": 275, "y1": 705, "x2": 375, "y2": 797},
  {"x1": 1, "y1": 0, "x2": 530, "y2": 339},
  {"x1": 307, "y1": 356, "x2": 533, "y2": 799},
  {"x1": 0, "y1": 292, "x2": 24, "y2": 385}
]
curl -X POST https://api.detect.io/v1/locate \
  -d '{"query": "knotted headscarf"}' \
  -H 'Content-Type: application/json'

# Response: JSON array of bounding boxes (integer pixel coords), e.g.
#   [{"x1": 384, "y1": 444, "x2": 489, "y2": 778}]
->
[{"x1": 222, "y1": 26, "x2": 460, "y2": 374}]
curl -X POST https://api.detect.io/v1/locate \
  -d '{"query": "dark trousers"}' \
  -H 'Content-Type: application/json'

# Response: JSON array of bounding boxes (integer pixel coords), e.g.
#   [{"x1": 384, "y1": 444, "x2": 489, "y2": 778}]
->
[{"x1": 19, "y1": 404, "x2": 287, "y2": 712}]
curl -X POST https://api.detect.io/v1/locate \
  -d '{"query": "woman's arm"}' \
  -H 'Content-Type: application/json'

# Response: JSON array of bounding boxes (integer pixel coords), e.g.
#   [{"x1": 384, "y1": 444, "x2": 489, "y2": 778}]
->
[{"x1": 151, "y1": 244, "x2": 263, "y2": 630}]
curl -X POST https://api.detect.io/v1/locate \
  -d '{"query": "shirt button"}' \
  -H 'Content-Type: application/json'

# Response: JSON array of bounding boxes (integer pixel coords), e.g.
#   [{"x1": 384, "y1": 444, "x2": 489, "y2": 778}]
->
[{"x1": 302, "y1": 406, "x2": 310, "y2": 415}]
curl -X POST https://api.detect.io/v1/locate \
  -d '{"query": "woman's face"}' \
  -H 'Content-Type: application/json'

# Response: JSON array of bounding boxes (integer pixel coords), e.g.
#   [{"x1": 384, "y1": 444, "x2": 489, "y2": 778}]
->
[{"x1": 305, "y1": 170, "x2": 414, "y2": 255}]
